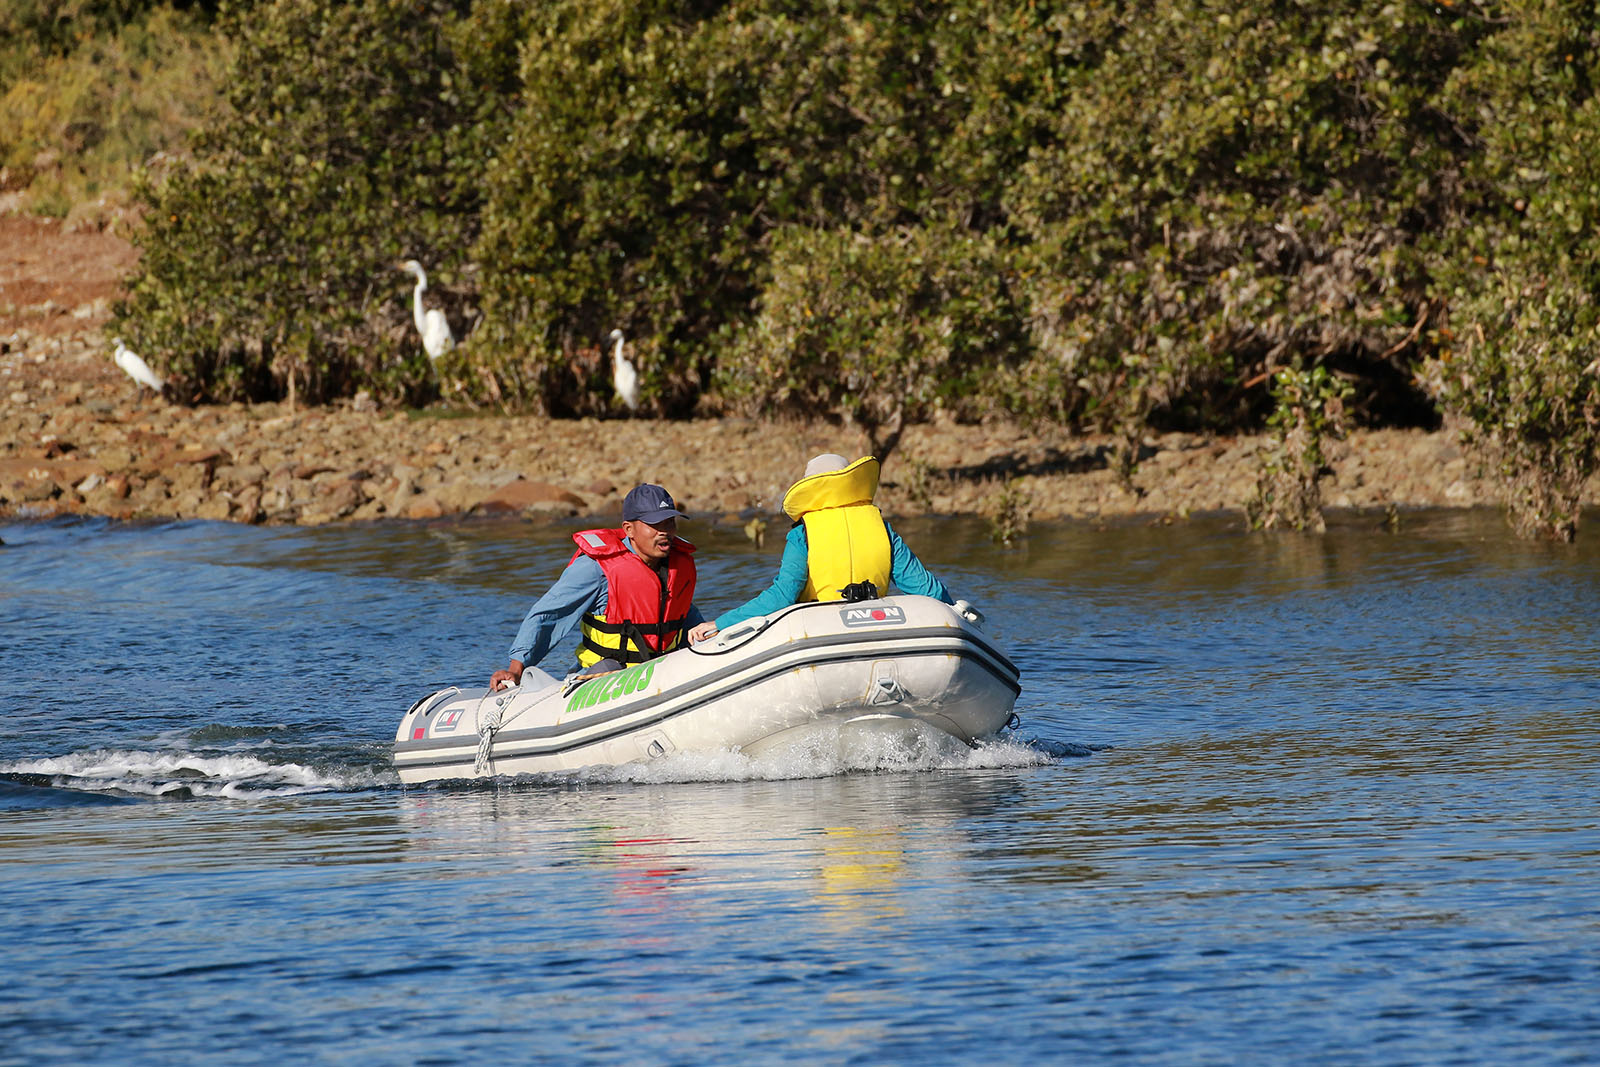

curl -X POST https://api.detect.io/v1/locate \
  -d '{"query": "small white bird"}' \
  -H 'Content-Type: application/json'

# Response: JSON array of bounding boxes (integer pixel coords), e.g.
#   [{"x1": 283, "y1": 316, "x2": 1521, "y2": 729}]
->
[
  {"x1": 608, "y1": 328, "x2": 639, "y2": 411},
  {"x1": 399, "y1": 260, "x2": 456, "y2": 361},
  {"x1": 111, "y1": 337, "x2": 165, "y2": 395}
]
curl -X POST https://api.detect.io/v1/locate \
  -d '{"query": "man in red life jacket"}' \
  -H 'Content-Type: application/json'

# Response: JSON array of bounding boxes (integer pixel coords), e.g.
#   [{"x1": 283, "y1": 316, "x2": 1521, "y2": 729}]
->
[{"x1": 489, "y1": 484, "x2": 707, "y2": 691}]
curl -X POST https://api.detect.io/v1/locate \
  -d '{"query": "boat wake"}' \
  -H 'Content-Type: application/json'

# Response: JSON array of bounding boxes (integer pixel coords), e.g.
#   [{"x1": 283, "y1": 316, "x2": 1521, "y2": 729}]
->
[
  {"x1": 0, "y1": 747, "x2": 393, "y2": 801},
  {"x1": 457, "y1": 724, "x2": 1062, "y2": 788},
  {"x1": 0, "y1": 730, "x2": 1091, "y2": 803}
]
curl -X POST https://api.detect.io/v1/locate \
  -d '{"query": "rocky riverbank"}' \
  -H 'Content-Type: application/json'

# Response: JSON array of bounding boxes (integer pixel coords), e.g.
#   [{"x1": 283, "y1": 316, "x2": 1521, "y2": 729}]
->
[
  {"x1": 3, "y1": 212, "x2": 1586, "y2": 532},
  {"x1": 0, "y1": 328, "x2": 1527, "y2": 529}
]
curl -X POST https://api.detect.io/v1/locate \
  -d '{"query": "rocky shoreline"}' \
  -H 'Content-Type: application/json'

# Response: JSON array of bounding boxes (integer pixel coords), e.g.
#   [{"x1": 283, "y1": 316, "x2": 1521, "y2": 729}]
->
[
  {"x1": 0, "y1": 329, "x2": 1546, "y2": 530},
  {"x1": 5, "y1": 213, "x2": 1593, "y2": 533}
]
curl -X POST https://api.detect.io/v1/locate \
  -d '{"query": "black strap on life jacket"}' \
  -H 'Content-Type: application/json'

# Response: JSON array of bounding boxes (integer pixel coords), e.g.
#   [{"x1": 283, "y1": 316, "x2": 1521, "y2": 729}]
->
[
  {"x1": 839, "y1": 580, "x2": 880, "y2": 602},
  {"x1": 580, "y1": 615, "x2": 687, "y2": 663}
]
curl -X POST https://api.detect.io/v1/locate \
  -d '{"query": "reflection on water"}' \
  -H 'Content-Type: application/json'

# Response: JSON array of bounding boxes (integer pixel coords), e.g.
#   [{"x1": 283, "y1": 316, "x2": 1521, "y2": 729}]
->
[
  {"x1": 815, "y1": 825, "x2": 908, "y2": 929},
  {"x1": 378, "y1": 770, "x2": 1041, "y2": 956}
]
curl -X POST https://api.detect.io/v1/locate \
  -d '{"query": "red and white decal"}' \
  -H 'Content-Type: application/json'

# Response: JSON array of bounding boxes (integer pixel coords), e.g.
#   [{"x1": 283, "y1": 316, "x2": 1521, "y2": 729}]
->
[{"x1": 840, "y1": 605, "x2": 906, "y2": 628}]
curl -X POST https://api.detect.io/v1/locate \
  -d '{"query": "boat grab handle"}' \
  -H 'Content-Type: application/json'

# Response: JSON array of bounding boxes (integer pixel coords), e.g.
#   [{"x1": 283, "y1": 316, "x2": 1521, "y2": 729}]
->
[
  {"x1": 406, "y1": 686, "x2": 460, "y2": 720},
  {"x1": 693, "y1": 615, "x2": 772, "y2": 654}
]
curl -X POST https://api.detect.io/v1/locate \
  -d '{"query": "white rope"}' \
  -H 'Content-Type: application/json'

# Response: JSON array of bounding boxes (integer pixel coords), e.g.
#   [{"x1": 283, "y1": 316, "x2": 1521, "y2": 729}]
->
[{"x1": 474, "y1": 693, "x2": 507, "y2": 777}]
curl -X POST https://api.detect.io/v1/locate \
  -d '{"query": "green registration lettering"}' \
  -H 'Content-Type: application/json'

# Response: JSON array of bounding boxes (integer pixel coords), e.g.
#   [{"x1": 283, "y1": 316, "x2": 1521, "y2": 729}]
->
[
  {"x1": 628, "y1": 660, "x2": 655, "y2": 694},
  {"x1": 566, "y1": 659, "x2": 657, "y2": 713}
]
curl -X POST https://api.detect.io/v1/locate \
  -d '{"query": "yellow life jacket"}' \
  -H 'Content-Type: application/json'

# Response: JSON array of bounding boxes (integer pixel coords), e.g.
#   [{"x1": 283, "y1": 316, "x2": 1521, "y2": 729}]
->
[{"x1": 782, "y1": 456, "x2": 892, "y2": 602}]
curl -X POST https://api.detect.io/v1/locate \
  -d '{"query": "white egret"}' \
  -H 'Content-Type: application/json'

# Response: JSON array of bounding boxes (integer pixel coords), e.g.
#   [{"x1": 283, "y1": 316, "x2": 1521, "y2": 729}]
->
[
  {"x1": 399, "y1": 260, "x2": 456, "y2": 361},
  {"x1": 111, "y1": 337, "x2": 165, "y2": 395},
  {"x1": 608, "y1": 328, "x2": 639, "y2": 411}
]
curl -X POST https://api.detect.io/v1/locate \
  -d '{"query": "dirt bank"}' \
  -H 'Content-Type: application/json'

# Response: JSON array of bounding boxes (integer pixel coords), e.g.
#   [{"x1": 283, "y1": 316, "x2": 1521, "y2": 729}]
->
[{"x1": 0, "y1": 212, "x2": 1569, "y2": 530}]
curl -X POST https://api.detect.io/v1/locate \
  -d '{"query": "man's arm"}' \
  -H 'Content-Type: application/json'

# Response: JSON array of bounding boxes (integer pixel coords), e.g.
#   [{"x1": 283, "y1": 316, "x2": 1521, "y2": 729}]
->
[{"x1": 492, "y1": 556, "x2": 606, "y2": 688}]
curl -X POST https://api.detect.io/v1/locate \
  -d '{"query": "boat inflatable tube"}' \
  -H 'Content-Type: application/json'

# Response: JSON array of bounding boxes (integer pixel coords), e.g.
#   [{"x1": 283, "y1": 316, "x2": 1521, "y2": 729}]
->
[{"x1": 393, "y1": 594, "x2": 1021, "y2": 783}]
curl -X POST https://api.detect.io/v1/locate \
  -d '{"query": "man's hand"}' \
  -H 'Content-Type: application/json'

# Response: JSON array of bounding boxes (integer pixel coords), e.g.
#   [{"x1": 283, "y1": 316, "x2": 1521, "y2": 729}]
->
[
  {"x1": 688, "y1": 621, "x2": 718, "y2": 644},
  {"x1": 490, "y1": 660, "x2": 525, "y2": 692}
]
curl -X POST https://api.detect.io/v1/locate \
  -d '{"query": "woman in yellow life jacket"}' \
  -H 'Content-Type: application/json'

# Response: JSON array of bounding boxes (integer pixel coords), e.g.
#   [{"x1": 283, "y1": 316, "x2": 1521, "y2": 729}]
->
[{"x1": 688, "y1": 454, "x2": 955, "y2": 642}]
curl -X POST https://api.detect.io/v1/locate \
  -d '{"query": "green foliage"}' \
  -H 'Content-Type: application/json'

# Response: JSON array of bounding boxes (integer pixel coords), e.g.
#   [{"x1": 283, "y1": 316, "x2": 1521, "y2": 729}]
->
[
  {"x1": 0, "y1": 3, "x2": 229, "y2": 218},
  {"x1": 1246, "y1": 363, "x2": 1354, "y2": 533},
  {"x1": 1422, "y1": 0, "x2": 1600, "y2": 541},
  {"x1": 47, "y1": 0, "x2": 1600, "y2": 539},
  {"x1": 473, "y1": 0, "x2": 1484, "y2": 435},
  {"x1": 983, "y1": 477, "x2": 1032, "y2": 547},
  {"x1": 1, "y1": 1, "x2": 183, "y2": 70},
  {"x1": 107, "y1": 0, "x2": 1486, "y2": 428},
  {"x1": 114, "y1": 0, "x2": 518, "y2": 403},
  {"x1": 1435, "y1": 272, "x2": 1600, "y2": 542},
  {"x1": 472, "y1": 0, "x2": 749, "y2": 415},
  {"x1": 471, "y1": 0, "x2": 1005, "y2": 416},
  {"x1": 716, "y1": 222, "x2": 1024, "y2": 460},
  {"x1": 1001, "y1": 2, "x2": 1473, "y2": 437}
]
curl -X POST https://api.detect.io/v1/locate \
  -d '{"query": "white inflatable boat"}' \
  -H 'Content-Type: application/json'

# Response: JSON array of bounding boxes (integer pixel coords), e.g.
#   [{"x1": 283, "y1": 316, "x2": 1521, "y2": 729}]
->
[{"x1": 393, "y1": 595, "x2": 1021, "y2": 784}]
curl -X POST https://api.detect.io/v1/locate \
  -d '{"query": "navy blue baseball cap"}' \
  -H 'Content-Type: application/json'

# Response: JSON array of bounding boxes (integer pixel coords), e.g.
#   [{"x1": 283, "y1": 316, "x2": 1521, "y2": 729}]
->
[{"x1": 622, "y1": 483, "x2": 688, "y2": 523}]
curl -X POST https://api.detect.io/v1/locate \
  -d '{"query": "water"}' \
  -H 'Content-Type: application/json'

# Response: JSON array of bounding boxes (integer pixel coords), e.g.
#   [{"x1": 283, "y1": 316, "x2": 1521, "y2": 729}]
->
[{"x1": 2, "y1": 511, "x2": 1597, "y2": 1064}]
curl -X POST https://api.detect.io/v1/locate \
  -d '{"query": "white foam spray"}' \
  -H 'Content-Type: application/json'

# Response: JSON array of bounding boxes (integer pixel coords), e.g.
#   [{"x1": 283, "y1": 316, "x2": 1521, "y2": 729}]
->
[{"x1": 2, "y1": 748, "x2": 394, "y2": 799}]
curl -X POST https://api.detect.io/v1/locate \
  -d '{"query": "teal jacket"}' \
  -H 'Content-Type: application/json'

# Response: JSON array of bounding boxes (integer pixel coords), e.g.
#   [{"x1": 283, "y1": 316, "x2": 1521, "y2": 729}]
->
[{"x1": 714, "y1": 520, "x2": 952, "y2": 630}]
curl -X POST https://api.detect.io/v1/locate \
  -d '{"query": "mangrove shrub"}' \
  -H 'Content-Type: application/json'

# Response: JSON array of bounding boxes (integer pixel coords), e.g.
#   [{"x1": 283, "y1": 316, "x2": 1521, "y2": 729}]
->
[
  {"x1": 717, "y1": 223, "x2": 1025, "y2": 462},
  {"x1": 101, "y1": 0, "x2": 1600, "y2": 539},
  {"x1": 470, "y1": 0, "x2": 1007, "y2": 416},
  {"x1": 115, "y1": 0, "x2": 520, "y2": 403},
  {"x1": 1425, "y1": 0, "x2": 1600, "y2": 541}
]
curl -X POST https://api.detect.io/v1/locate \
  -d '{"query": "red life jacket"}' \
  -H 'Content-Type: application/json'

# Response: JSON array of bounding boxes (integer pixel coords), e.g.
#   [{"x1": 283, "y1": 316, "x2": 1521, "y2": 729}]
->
[{"x1": 570, "y1": 527, "x2": 697, "y2": 666}]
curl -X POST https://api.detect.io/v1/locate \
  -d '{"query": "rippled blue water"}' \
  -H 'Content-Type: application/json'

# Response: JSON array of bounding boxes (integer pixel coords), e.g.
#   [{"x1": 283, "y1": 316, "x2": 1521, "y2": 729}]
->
[{"x1": 3, "y1": 510, "x2": 1598, "y2": 1064}]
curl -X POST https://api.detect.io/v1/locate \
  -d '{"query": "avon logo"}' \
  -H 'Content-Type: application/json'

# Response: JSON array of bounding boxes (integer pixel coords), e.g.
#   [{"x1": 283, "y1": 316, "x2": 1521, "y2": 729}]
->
[{"x1": 840, "y1": 605, "x2": 906, "y2": 628}]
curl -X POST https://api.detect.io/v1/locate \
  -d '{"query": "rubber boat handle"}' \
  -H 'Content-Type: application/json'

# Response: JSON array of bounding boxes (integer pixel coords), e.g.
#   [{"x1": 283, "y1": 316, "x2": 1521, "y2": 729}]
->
[{"x1": 697, "y1": 614, "x2": 772, "y2": 653}]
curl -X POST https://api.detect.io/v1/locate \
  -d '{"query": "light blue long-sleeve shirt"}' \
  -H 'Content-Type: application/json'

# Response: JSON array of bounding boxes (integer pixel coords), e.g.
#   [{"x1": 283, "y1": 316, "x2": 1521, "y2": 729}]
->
[
  {"x1": 508, "y1": 540, "x2": 704, "y2": 668},
  {"x1": 713, "y1": 519, "x2": 953, "y2": 630}
]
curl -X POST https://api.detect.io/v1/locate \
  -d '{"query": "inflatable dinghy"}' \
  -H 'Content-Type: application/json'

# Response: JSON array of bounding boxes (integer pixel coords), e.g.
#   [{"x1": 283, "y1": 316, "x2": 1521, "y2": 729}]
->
[{"x1": 393, "y1": 595, "x2": 1021, "y2": 783}]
